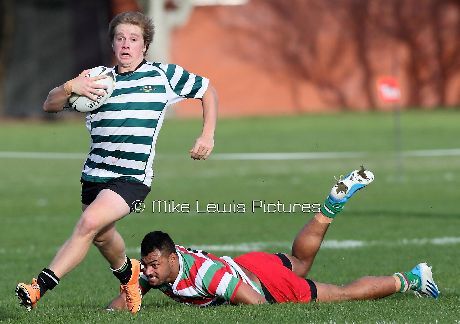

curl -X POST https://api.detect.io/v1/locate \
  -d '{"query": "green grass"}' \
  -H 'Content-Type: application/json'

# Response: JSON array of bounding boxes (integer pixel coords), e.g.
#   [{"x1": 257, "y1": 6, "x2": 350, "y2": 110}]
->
[{"x1": 1, "y1": 110, "x2": 459, "y2": 323}]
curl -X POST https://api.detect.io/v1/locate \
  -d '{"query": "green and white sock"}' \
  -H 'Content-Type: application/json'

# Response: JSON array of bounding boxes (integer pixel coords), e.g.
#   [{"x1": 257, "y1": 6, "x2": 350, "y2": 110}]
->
[
  {"x1": 395, "y1": 271, "x2": 421, "y2": 292},
  {"x1": 320, "y1": 197, "x2": 346, "y2": 218}
]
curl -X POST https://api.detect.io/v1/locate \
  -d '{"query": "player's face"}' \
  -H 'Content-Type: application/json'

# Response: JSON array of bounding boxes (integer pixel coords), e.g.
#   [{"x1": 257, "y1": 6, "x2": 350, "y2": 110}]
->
[
  {"x1": 113, "y1": 23, "x2": 146, "y2": 73},
  {"x1": 141, "y1": 249, "x2": 177, "y2": 286}
]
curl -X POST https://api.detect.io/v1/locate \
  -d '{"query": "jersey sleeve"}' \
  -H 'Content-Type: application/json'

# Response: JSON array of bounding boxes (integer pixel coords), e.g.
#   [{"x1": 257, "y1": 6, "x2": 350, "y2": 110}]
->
[
  {"x1": 159, "y1": 63, "x2": 209, "y2": 100},
  {"x1": 200, "y1": 263, "x2": 243, "y2": 302}
]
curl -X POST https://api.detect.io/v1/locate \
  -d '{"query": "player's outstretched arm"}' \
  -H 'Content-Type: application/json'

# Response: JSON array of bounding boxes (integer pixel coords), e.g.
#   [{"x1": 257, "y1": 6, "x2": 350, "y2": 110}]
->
[
  {"x1": 106, "y1": 291, "x2": 128, "y2": 311},
  {"x1": 189, "y1": 84, "x2": 218, "y2": 160},
  {"x1": 231, "y1": 282, "x2": 267, "y2": 305}
]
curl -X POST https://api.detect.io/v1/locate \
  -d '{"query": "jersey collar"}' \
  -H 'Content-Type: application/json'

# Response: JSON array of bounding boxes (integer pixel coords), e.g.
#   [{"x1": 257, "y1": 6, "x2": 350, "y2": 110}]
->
[{"x1": 115, "y1": 59, "x2": 146, "y2": 76}]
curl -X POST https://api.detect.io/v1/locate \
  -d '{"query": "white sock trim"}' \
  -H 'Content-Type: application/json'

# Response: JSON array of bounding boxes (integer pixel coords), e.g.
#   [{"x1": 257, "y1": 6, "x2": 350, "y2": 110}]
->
[
  {"x1": 42, "y1": 271, "x2": 59, "y2": 285},
  {"x1": 110, "y1": 256, "x2": 128, "y2": 272}
]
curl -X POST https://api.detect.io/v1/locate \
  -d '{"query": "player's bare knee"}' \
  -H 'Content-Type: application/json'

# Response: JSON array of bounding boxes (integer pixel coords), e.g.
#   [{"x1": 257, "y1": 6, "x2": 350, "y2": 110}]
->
[
  {"x1": 285, "y1": 254, "x2": 310, "y2": 277},
  {"x1": 76, "y1": 212, "x2": 102, "y2": 237},
  {"x1": 287, "y1": 255, "x2": 310, "y2": 278}
]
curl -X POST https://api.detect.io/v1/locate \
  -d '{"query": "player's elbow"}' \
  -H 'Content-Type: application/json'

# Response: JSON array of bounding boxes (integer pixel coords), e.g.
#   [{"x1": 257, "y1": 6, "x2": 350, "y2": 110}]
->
[
  {"x1": 43, "y1": 100, "x2": 61, "y2": 113},
  {"x1": 233, "y1": 296, "x2": 267, "y2": 305},
  {"x1": 200, "y1": 83, "x2": 217, "y2": 105},
  {"x1": 231, "y1": 283, "x2": 267, "y2": 305},
  {"x1": 255, "y1": 295, "x2": 267, "y2": 304},
  {"x1": 248, "y1": 296, "x2": 267, "y2": 305},
  {"x1": 205, "y1": 84, "x2": 218, "y2": 101},
  {"x1": 43, "y1": 101, "x2": 52, "y2": 112},
  {"x1": 43, "y1": 97, "x2": 55, "y2": 112}
]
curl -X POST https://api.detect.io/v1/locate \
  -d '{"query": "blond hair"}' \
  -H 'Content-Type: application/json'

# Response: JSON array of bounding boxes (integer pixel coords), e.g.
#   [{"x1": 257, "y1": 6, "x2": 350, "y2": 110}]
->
[{"x1": 108, "y1": 12, "x2": 155, "y2": 53}]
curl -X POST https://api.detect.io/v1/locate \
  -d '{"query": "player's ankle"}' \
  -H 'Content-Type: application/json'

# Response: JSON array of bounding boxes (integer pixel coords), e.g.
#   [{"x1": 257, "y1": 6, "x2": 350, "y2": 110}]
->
[
  {"x1": 111, "y1": 256, "x2": 133, "y2": 285},
  {"x1": 320, "y1": 197, "x2": 345, "y2": 218},
  {"x1": 394, "y1": 271, "x2": 420, "y2": 293},
  {"x1": 37, "y1": 268, "x2": 60, "y2": 296}
]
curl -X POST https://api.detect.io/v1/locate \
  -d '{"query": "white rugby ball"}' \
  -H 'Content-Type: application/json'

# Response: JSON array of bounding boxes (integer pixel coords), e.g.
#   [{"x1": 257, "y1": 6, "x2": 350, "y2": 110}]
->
[{"x1": 69, "y1": 66, "x2": 115, "y2": 112}]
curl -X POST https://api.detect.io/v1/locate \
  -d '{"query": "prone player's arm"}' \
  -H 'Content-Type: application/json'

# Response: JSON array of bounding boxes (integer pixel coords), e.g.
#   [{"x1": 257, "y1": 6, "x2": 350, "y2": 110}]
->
[
  {"x1": 106, "y1": 291, "x2": 128, "y2": 311},
  {"x1": 43, "y1": 70, "x2": 108, "y2": 113},
  {"x1": 230, "y1": 281, "x2": 267, "y2": 305}
]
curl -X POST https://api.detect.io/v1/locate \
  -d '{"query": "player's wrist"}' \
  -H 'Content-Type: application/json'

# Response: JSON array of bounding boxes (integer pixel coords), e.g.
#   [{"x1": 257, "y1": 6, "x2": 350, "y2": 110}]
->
[
  {"x1": 199, "y1": 132, "x2": 215, "y2": 141},
  {"x1": 63, "y1": 80, "x2": 73, "y2": 97}
]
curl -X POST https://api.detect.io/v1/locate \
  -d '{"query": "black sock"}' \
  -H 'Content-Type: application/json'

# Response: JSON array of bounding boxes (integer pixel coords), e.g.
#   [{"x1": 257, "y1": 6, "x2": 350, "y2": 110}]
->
[
  {"x1": 111, "y1": 257, "x2": 133, "y2": 285},
  {"x1": 37, "y1": 268, "x2": 60, "y2": 297}
]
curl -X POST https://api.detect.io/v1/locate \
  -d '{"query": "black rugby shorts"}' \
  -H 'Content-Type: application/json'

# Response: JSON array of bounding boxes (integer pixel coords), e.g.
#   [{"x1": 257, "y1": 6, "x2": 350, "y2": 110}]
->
[{"x1": 81, "y1": 178, "x2": 150, "y2": 212}]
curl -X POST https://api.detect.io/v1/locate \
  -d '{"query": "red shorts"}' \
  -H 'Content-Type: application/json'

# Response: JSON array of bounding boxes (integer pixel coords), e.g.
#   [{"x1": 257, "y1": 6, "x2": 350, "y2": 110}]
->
[{"x1": 234, "y1": 252, "x2": 317, "y2": 303}]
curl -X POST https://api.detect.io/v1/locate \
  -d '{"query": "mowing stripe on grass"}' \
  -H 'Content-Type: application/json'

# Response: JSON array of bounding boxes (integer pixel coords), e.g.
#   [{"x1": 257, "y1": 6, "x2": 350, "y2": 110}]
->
[{"x1": 1, "y1": 148, "x2": 460, "y2": 160}]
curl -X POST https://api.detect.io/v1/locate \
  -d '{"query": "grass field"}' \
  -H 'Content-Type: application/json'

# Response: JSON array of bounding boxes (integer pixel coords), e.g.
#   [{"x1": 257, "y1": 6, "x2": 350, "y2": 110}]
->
[{"x1": 1, "y1": 110, "x2": 459, "y2": 323}]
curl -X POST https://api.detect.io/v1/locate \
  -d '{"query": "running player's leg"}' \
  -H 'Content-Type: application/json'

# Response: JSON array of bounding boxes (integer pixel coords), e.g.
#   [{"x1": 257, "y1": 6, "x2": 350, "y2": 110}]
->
[
  {"x1": 48, "y1": 189, "x2": 130, "y2": 277},
  {"x1": 93, "y1": 223, "x2": 126, "y2": 269},
  {"x1": 88, "y1": 202, "x2": 142, "y2": 314},
  {"x1": 288, "y1": 167, "x2": 375, "y2": 277},
  {"x1": 83, "y1": 204, "x2": 128, "y2": 268},
  {"x1": 15, "y1": 189, "x2": 130, "y2": 310}
]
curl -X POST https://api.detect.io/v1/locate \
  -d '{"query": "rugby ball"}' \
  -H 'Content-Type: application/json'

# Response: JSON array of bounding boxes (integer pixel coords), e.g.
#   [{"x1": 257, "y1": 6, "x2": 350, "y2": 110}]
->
[{"x1": 69, "y1": 66, "x2": 115, "y2": 112}]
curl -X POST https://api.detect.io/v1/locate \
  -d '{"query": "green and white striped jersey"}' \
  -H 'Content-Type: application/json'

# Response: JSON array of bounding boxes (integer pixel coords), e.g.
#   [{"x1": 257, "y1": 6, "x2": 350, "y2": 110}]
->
[{"x1": 81, "y1": 61, "x2": 209, "y2": 186}]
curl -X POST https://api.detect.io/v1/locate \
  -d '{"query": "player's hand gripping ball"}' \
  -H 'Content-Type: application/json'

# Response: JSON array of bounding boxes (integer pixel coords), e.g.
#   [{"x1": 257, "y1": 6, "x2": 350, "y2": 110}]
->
[{"x1": 69, "y1": 66, "x2": 115, "y2": 112}]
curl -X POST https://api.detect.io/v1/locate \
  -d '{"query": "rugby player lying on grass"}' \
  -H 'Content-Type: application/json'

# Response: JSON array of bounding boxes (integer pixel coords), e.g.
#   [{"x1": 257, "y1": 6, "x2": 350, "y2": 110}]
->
[{"x1": 108, "y1": 167, "x2": 439, "y2": 310}]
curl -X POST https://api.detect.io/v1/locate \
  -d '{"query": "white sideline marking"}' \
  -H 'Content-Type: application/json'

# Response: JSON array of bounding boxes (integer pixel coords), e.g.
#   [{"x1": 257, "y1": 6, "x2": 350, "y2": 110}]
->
[
  {"x1": 404, "y1": 148, "x2": 460, "y2": 157},
  {"x1": 1, "y1": 237, "x2": 459, "y2": 255},
  {"x1": 212, "y1": 152, "x2": 364, "y2": 160},
  {"x1": 121, "y1": 236, "x2": 460, "y2": 254},
  {"x1": 0, "y1": 151, "x2": 86, "y2": 159},
  {"x1": 1, "y1": 148, "x2": 460, "y2": 160}
]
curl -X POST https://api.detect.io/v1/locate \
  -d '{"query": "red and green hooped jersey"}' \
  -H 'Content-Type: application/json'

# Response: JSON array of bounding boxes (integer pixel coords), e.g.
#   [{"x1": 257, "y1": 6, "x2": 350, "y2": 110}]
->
[{"x1": 140, "y1": 245, "x2": 263, "y2": 306}]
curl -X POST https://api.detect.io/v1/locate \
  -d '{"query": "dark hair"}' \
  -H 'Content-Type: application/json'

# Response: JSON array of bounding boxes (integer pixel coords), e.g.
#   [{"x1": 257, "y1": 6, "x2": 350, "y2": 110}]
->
[
  {"x1": 108, "y1": 11, "x2": 155, "y2": 53},
  {"x1": 141, "y1": 231, "x2": 176, "y2": 257}
]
